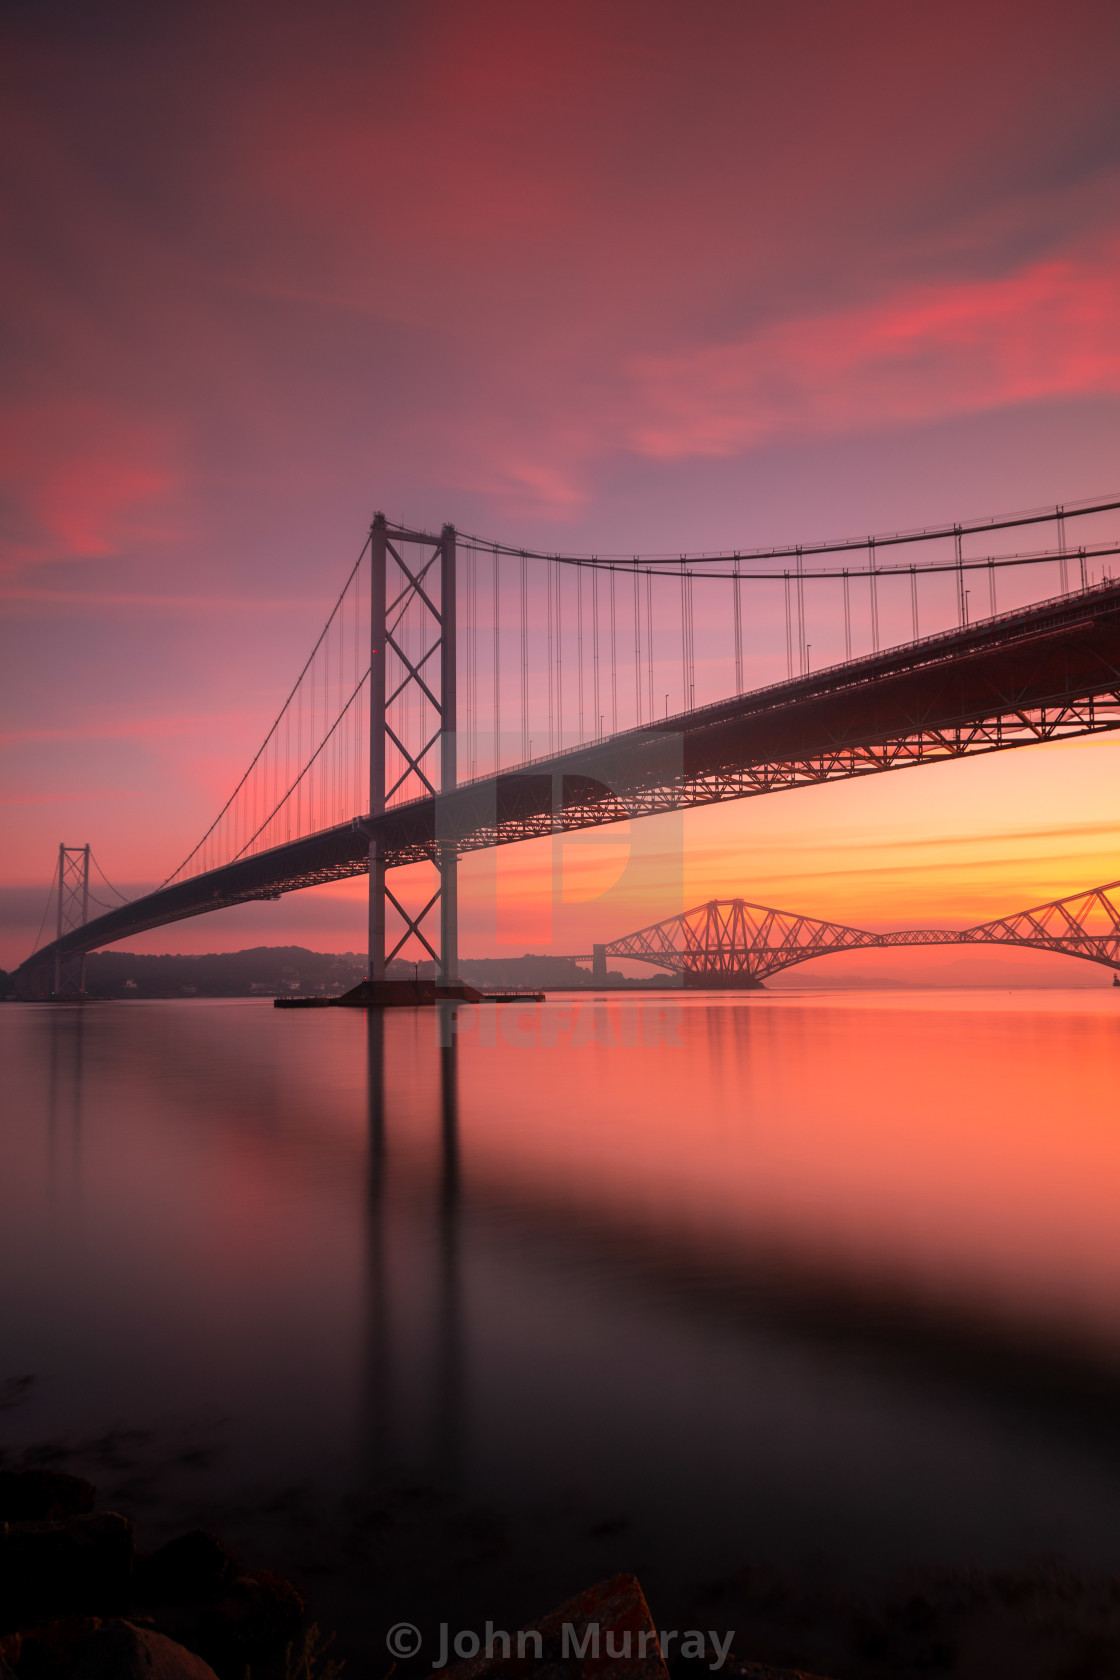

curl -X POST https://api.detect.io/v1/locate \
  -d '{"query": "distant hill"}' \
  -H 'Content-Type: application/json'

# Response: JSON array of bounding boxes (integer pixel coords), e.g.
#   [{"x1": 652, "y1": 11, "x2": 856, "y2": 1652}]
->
[
  {"x1": 74, "y1": 947, "x2": 369, "y2": 998},
  {"x1": 10, "y1": 947, "x2": 641, "y2": 999},
  {"x1": 400, "y1": 954, "x2": 641, "y2": 988}
]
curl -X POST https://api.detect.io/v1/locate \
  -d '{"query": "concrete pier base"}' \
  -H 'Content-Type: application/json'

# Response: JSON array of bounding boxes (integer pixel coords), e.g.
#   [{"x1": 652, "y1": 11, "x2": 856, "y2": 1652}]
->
[{"x1": 275, "y1": 979, "x2": 483, "y2": 1009}]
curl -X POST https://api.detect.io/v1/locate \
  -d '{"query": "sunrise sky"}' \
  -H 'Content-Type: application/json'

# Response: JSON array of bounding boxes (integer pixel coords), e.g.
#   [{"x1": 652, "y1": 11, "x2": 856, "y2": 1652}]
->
[{"x1": 4, "y1": 0, "x2": 1120, "y2": 975}]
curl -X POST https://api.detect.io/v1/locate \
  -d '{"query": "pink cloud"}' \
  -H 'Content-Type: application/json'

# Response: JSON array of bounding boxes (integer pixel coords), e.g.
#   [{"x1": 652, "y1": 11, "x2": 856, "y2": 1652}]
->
[
  {"x1": 0, "y1": 402, "x2": 182, "y2": 569},
  {"x1": 629, "y1": 240, "x2": 1120, "y2": 458}
]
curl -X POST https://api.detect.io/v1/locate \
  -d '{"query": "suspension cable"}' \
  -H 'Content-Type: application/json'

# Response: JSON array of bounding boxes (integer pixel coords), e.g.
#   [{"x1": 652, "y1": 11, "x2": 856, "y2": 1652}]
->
[
  {"x1": 29, "y1": 858, "x2": 59, "y2": 953},
  {"x1": 453, "y1": 491, "x2": 1120, "y2": 567},
  {"x1": 89, "y1": 850, "x2": 130, "y2": 903},
  {"x1": 232, "y1": 671, "x2": 370, "y2": 863},
  {"x1": 160, "y1": 535, "x2": 370, "y2": 885}
]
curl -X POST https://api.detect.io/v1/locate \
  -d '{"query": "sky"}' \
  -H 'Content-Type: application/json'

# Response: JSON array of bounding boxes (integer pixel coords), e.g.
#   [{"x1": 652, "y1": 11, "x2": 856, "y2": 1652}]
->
[{"x1": 4, "y1": 0, "x2": 1120, "y2": 977}]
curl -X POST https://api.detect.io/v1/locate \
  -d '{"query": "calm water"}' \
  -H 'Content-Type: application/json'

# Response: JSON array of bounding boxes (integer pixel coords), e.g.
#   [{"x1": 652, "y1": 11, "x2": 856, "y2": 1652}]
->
[{"x1": 5, "y1": 990, "x2": 1120, "y2": 1645}]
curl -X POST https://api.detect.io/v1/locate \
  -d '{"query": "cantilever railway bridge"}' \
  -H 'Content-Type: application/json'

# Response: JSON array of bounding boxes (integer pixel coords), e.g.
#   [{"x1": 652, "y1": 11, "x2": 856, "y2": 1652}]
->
[
  {"x1": 579, "y1": 880, "x2": 1120, "y2": 985},
  {"x1": 18, "y1": 496, "x2": 1120, "y2": 996}
]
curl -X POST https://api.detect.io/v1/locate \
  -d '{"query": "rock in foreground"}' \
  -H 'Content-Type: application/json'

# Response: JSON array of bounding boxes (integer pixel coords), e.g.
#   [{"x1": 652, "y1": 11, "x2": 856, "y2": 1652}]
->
[{"x1": 63, "y1": 1623, "x2": 218, "y2": 1680}]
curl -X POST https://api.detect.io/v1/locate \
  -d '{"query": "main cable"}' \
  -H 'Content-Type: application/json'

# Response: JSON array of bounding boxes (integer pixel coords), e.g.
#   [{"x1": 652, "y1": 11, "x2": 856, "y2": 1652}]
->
[
  {"x1": 161, "y1": 535, "x2": 371, "y2": 886},
  {"x1": 452, "y1": 492, "x2": 1120, "y2": 567}
]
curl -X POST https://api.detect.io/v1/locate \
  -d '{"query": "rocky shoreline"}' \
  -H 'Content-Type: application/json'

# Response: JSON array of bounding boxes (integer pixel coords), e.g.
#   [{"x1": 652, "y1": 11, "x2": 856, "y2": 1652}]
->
[
  {"x1": 15, "y1": 1454, "x2": 1120, "y2": 1679},
  {"x1": 0, "y1": 1468, "x2": 835, "y2": 1680},
  {"x1": 0, "y1": 1468, "x2": 316, "y2": 1680}
]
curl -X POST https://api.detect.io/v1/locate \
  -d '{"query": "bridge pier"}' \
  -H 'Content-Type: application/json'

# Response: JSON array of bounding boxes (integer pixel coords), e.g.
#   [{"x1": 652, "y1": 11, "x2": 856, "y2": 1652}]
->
[
  {"x1": 367, "y1": 838, "x2": 385, "y2": 982},
  {"x1": 52, "y1": 844, "x2": 90, "y2": 1001},
  {"x1": 359, "y1": 516, "x2": 463, "y2": 1004},
  {"x1": 368, "y1": 516, "x2": 388, "y2": 983},
  {"x1": 438, "y1": 525, "x2": 458, "y2": 987}
]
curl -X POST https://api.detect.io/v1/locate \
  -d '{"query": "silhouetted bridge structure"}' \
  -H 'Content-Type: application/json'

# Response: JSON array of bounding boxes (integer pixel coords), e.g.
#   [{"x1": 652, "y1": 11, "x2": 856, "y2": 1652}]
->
[
  {"x1": 579, "y1": 881, "x2": 1120, "y2": 986},
  {"x1": 17, "y1": 497, "x2": 1120, "y2": 996}
]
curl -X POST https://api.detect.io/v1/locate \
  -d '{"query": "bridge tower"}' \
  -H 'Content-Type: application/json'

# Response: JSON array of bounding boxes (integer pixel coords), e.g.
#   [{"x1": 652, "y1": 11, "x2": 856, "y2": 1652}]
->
[
  {"x1": 366, "y1": 515, "x2": 460, "y2": 990},
  {"x1": 53, "y1": 844, "x2": 90, "y2": 999}
]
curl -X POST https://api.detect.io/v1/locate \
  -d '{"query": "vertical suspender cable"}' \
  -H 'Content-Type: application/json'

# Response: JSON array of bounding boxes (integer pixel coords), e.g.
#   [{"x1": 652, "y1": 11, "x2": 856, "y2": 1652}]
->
[
  {"x1": 334, "y1": 583, "x2": 340, "y2": 828},
  {"x1": 546, "y1": 558, "x2": 555, "y2": 755},
  {"x1": 316, "y1": 621, "x2": 321, "y2": 832},
  {"x1": 296, "y1": 679, "x2": 303, "y2": 836},
  {"x1": 1057, "y1": 504, "x2": 1069, "y2": 595},
  {"x1": 868, "y1": 538, "x2": 879, "y2": 654},
  {"x1": 592, "y1": 567, "x2": 600, "y2": 737},
  {"x1": 331, "y1": 591, "x2": 337, "y2": 827},
  {"x1": 471, "y1": 544, "x2": 479, "y2": 777},
  {"x1": 910, "y1": 566, "x2": 919, "y2": 641},
  {"x1": 732, "y1": 556, "x2": 743, "y2": 692},
  {"x1": 310, "y1": 618, "x2": 319, "y2": 833},
  {"x1": 249, "y1": 690, "x2": 257, "y2": 850},
  {"x1": 796, "y1": 547, "x2": 806, "y2": 675},
  {"x1": 577, "y1": 563, "x2": 585, "y2": 743},
  {"x1": 843, "y1": 569, "x2": 851, "y2": 661},
  {"x1": 633, "y1": 565, "x2": 642, "y2": 726},
  {"x1": 954, "y1": 525, "x2": 965, "y2": 626},
  {"x1": 646, "y1": 569, "x2": 654, "y2": 724},
  {"x1": 1079, "y1": 546, "x2": 1087, "y2": 590},
  {"x1": 315, "y1": 627, "x2": 321, "y2": 834},
  {"x1": 464, "y1": 544, "x2": 471, "y2": 775},
  {"x1": 556, "y1": 561, "x2": 564, "y2": 750},
  {"x1": 784, "y1": 574, "x2": 793, "y2": 680},
  {"x1": 493, "y1": 543, "x2": 500, "y2": 772},
  {"x1": 610, "y1": 567, "x2": 618, "y2": 734},
  {"x1": 680, "y1": 559, "x2": 688, "y2": 712},
  {"x1": 520, "y1": 552, "x2": 528, "y2": 761},
  {"x1": 988, "y1": 558, "x2": 997, "y2": 618},
  {"x1": 355, "y1": 564, "x2": 362, "y2": 817}
]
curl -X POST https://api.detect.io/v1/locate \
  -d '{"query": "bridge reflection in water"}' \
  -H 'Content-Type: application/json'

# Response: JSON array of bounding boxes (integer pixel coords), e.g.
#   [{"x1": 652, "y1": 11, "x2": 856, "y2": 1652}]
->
[
  {"x1": 12, "y1": 992, "x2": 1120, "y2": 1623},
  {"x1": 363, "y1": 1006, "x2": 465, "y2": 1488}
]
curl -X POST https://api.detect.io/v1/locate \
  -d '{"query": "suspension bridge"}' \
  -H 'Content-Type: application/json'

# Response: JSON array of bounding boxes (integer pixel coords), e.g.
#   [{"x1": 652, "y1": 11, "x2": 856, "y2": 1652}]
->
[
  {"x1": 579, "y1": 880, "x2": 1120, "y2": 986},
  {"x1": 17, "y1": 495, "x2": 1120, "y2": 998}
]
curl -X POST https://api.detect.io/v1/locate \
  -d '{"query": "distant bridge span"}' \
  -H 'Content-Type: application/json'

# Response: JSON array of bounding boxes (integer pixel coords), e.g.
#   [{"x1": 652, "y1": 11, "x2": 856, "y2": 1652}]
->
[
  {"x1": 17, "y1": 569, "x2": 1120, "y2": 992},
  {"x1": 581, "y1": 881, "x2": 1120, "y2": 985}
]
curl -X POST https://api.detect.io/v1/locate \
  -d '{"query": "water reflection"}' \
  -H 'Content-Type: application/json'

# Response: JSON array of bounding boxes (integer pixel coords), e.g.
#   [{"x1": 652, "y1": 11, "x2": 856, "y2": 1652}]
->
[
  {"x1": 7, "y1": 991, "x2": 1120, "y2": 1591},
  {"x1": 363, "y1": 1009, "x2": 390, "y2": 1479},
  {"x1": 436, "y1": 1005, "x2": 462, "y2": 1485},
  {"x1": 362, "y1": 1005, "x2": 464, "y2": 1487},
  {"x1": 46, "y1": 1004, "x2": 85, "y2": 1201}
]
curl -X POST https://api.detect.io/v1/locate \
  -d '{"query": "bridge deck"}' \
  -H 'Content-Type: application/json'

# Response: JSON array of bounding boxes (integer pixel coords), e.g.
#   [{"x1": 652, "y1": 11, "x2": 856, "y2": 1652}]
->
[{"x1": 19, "y1": 580, "x2": 1120, "y2": 982}]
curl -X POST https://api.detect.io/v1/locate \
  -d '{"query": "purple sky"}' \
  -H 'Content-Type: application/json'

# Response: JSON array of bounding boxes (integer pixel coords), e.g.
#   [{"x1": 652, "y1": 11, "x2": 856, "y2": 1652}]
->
[{"x1": 4, "y1": 0, "x2": 1120, "y2": 969}]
